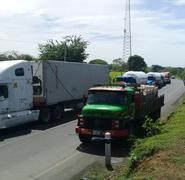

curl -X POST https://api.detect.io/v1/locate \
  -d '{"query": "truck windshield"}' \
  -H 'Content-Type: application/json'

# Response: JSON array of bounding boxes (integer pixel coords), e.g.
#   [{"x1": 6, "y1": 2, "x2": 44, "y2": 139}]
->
[
  {"x1": 87, "y1": 91, "x2": 127, "y2": 105},
  {"x1": 148, "y1": 76, "x2": 156, "y2": 81}
]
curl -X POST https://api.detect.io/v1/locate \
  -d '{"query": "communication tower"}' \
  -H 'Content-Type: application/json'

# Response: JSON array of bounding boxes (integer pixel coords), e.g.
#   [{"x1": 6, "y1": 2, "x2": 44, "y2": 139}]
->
[{"x1": 123, "y1": 0, "x2": 132, "y2": 61}]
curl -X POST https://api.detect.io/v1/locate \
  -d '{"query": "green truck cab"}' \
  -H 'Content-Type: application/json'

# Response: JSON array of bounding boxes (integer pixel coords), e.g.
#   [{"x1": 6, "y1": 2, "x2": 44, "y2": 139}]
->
[{"x1": 75, "y1": 85, "x2": 164, "y2": 143}]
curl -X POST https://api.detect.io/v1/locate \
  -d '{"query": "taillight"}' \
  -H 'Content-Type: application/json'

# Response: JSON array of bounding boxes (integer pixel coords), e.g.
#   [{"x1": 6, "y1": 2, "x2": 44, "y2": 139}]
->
[
  {"x1": 112, "y1": 120, "x2": 120, "y2": 129},
  {"x1": 77, "y1": 115, "x2": 85, "y2": 127}
]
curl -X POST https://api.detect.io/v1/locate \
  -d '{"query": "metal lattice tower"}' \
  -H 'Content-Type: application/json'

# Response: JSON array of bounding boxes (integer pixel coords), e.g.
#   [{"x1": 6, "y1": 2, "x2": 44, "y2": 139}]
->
[{"x1": 123, "y1": 0, "x2": 132, "y2": 62}]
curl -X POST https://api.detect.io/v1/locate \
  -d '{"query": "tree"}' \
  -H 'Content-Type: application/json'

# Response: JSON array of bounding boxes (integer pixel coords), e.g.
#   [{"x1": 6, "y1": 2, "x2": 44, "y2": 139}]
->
[
  {"x1": 0, "y1": 51, "x2": 35, "y2": 61},
  {"x1": 38, "y1": 35, "x2": 89, "y2": 62},
  {"x1": 127, "y1": 55, "x2": 147, "y2": 71},
  {"x1": 109, "y1": 58, "x2": 127, "y2": 72},
  {"x1": 89, "y1": 59, "x2": 108, "y2": 65},
  {"x1": 151, "y1": 65, "x2": 164, "y2": 72}
]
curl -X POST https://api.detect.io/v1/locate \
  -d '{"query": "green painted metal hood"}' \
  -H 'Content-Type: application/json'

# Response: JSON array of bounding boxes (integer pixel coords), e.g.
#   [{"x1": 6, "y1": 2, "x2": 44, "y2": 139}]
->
[{"x1": 82, "y1": 104, "x2": 128, "y2": 118}]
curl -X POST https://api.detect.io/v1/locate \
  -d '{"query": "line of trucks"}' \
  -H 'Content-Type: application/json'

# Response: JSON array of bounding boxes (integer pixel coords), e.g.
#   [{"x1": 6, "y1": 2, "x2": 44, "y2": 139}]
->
[
  {"x1": 115, "y1": 71, "x2": 171, "y2": 88},
  {"x1": 0, "y1": 60, "x2": 165, "y2": 143}
]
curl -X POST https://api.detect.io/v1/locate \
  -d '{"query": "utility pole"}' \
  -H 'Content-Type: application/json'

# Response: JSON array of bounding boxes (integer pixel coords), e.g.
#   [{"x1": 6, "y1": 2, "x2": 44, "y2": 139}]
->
[{"x1": 123, "y1": 0, "x2": 132, "y2": 62}]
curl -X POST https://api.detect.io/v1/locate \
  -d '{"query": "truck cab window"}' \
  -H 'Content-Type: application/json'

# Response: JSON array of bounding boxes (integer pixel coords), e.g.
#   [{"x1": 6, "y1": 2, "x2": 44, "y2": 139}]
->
[
  {"x1": 0, "y1": 85, "x2": 8, "y2": 98},
  {"x1": 87, "y1": 91, "x2": 128, "y2": 105},
  {"x1": 15, "y1": 68, "x2": 24, "y2": 76}
]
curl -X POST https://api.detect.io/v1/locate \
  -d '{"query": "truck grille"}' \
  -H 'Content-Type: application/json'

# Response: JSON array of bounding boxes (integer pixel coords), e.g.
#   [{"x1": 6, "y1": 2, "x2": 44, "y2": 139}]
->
[{"x1": 84, "y1": 117, "x2": 112, "y2": 130}]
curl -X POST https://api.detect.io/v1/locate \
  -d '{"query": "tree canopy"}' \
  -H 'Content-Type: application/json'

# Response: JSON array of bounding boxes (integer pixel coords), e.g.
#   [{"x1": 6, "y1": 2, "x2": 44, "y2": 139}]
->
[
  {"x1": 89, "y1": 59, "x2": 108, "y2": 65},
  {"x1": 0, "y1": 51, "x2": 35, "y2": 61},
  {"x1": 38, "y1": 35, "x2": 89, "y2": 62},
  {"x1": 151, "y1": 65, "x2": 164, "y2": 72},
  {"x1": 127, "y1": 55, "x2": 147, "y2": 71},
  {"x1": 109, "y1": 58, "x2": 127, "y2": 72}
]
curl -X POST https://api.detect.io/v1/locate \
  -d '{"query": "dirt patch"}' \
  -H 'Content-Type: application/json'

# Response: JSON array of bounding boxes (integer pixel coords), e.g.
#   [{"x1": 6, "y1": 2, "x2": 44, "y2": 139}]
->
[{"x1": 134, "y1": 150, "x2": 185, "y2": 180}]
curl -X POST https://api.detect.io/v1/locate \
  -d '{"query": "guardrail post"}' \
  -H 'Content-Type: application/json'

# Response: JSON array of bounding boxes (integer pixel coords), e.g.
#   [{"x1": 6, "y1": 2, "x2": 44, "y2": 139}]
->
[{"x1": 105, "y1": 132, "x2": 111, "y2": 167}]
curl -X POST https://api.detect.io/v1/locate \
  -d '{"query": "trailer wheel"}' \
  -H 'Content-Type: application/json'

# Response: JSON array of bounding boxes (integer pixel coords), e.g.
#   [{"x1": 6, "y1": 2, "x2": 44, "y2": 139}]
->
[
  {"x1": 52, "y1": 104, "x2": 63, "y2": 120},
  {"x1": 79, "y1": 135, "x2": 91, "y2": 144},
  {"x1": 39, "y1": 108, "x2": 51, "y2": 123}
]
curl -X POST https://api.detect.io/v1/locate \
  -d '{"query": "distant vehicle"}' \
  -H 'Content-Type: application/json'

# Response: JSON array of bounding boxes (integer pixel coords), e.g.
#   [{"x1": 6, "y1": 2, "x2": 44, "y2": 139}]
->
[
  {"x1": 0, "y1": 60, "x2": 109, "y2": 129},
  {"x1": 171, "y1": 75, "x2": 175, "y2": 79},
  {"x1": 147, "y1": 72, "x2": 164, "y2": 88},
  {"x1": 183, "y1": 80, "x2": 185, "y2": 86},
  {"x1": 162, "y1": 72, "x2": 171, "y2": 84},
  {"x1": 160, "y1": 73, "x2": 166, "y2": 87},
  {"x1": 115, "y1": 71, "x2": 147, "y2": 85}
]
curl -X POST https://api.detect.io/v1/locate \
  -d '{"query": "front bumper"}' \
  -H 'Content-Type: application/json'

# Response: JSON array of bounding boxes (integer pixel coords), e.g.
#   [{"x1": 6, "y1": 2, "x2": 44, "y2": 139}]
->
[{"x1": 75, "y1": 127, "x2": 129, "y2": 138}]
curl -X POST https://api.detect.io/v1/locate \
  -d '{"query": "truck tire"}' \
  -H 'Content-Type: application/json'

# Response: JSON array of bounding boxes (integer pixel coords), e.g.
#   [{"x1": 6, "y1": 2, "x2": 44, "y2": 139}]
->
[
  {"x1": 39, "y1": 108, "x2": 51, "y2": 123},
  {"x1": 79, "y1": 135, "x2": 91, "y2": 144},
  {"x1": 52, "y1": 104, "x2": 64, "y2": 120}
]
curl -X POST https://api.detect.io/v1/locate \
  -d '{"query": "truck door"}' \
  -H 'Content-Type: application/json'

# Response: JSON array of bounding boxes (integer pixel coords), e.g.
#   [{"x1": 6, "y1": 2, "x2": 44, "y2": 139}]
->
[
  {"x1": 8, "y1": 66, "x2": 33, "y2": 112},
  {"x1": 0, "y1": 84, "x2": 9, "y2": 113}
]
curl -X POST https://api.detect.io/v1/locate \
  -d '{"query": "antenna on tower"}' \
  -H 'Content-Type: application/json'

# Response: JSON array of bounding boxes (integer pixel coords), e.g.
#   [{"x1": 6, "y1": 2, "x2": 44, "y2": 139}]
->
[{"x1": 123, "y1": 0, "x2": 132, "y2": 62}]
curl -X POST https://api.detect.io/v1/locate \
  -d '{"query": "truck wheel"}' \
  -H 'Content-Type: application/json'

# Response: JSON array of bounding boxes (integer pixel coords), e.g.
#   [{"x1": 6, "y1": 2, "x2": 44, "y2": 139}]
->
[
  {"x1": 39, "y1": 108, "x2": 51, "y2": 123},
  {"x1": 52, "y1": 105, "x2": 63, "y2": 120},
  {"x1": 79, "y1": 135, "x2": 91, "y2": 144}
]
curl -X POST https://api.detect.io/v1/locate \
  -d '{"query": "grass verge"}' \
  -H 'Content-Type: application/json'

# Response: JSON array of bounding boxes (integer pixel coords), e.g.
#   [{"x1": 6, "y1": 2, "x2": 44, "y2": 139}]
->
[{"x1": 121, "y1": 97, "x2": 185, "y2": 179}]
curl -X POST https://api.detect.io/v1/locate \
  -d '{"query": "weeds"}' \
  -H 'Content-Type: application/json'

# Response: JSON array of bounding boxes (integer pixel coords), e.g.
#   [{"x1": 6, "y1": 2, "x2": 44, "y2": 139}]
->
[{"x1": 142, "y1": 117, "x2": 164, "y2": 137}]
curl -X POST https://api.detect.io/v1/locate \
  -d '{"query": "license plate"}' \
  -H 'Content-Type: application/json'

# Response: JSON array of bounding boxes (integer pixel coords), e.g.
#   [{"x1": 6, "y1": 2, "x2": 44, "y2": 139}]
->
[{"x1": 92, "y1": 130, "x2": 102, "y2": 136}]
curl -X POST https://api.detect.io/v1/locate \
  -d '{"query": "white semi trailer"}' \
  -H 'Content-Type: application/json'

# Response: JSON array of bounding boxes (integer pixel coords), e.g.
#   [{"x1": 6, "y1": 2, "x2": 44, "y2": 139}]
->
[{"x1": 0, "y1": 60, "x2": 109, "y2": 128}]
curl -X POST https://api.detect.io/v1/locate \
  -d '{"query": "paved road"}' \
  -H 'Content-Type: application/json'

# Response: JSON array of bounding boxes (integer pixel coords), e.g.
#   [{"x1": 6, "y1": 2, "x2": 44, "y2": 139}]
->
[
  {"x1": 0, "y1": 80, "x2": 184, "y2": 180},
  {"x1": 159, "y1": 79, "x2": 185, "y2": 119}
]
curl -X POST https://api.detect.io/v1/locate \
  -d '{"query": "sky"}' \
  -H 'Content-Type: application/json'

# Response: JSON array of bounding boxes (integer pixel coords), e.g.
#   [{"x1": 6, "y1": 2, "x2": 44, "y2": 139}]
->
[{"x1": 0, "y1": 0, "x2": 185, "y2": 67}]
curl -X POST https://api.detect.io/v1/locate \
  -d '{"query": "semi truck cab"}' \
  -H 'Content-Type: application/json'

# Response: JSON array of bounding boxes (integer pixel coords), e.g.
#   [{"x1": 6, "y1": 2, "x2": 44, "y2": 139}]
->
[{"x1": 0, "y1": 60, "x2": 39, "y2": 129}]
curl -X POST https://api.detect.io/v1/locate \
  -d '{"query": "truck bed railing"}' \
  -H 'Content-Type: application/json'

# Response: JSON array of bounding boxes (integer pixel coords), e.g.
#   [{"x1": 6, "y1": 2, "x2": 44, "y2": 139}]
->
[{"x1": 135, "y1": 94, "x2": 164, "y2": 118}]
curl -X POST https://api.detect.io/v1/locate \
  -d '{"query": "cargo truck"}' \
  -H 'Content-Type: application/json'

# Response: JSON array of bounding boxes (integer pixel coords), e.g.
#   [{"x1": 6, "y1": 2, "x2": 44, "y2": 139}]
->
[
  {"x1": 75, "y1": 84, "x2": 164, "y2": 143},
  {"x1": 116, "y1": 71, "x2": 147, "y2": 85},
  {"x1": 0, "y1": 60, "x2": 109, "y2": 129},
  {"x1": 147, "y1": 72, "x2": 164, "y2": 88},
  {"x1": 162, "y1": 72, "x2": 171, "y2": 84}
]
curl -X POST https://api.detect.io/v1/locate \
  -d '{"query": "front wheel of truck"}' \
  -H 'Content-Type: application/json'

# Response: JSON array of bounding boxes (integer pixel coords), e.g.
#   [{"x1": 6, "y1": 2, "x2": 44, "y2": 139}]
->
[
  {"x1": 39, "y1": 108, "x2": 51, "y2": 123},
  {"x1": 79, "y1": 135, "x2": 91, "y2": 143}
]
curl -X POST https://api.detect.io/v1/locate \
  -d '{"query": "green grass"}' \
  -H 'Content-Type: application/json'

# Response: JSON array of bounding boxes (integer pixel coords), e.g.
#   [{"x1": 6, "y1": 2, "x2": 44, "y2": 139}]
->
[
  {"x1": 109, "y1": 71, "x2": 123, "y2": 83},
  {"x1": 120, "y1": 98, "x2": 185, "y2": 179}
]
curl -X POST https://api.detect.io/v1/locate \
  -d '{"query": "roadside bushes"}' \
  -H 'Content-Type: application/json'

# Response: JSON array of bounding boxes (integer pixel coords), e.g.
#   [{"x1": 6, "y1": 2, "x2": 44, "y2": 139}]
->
[{"x1": 142, "y1": 116, "x2": 164, "y2": 137}]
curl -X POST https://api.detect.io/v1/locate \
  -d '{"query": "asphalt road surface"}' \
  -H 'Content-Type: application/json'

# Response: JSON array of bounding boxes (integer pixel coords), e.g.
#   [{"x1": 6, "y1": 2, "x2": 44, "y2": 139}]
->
[{"x1": 0, "y1": 79, "x2": 184, "y2": 180}]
